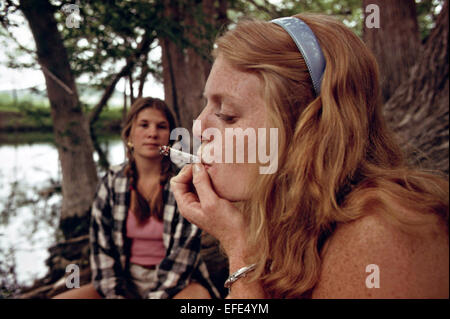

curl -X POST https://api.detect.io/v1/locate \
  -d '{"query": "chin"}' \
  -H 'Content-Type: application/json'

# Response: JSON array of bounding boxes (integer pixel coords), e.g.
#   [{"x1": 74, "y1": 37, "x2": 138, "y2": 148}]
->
[
  {"x1": 207, "y1": 166, "x2": 253, "y2": 201},
  {"x1": 210, "y1": 178, "x2": 249, "y2": 202},
  {"x1": 140, "y1": 152, "x2": 163, "y2": 160}
]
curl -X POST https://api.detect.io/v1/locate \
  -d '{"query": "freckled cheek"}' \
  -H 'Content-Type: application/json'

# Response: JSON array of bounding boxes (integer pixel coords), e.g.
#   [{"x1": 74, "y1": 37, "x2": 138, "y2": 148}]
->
[{"x1": 210, "y1": 163, "x2": 254, "y2": 200}]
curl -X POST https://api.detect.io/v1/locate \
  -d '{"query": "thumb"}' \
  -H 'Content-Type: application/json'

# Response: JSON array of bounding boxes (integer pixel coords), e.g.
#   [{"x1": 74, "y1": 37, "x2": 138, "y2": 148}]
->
[{"x1": 192, "y1": 163, "x2": 218, "y2": 203}]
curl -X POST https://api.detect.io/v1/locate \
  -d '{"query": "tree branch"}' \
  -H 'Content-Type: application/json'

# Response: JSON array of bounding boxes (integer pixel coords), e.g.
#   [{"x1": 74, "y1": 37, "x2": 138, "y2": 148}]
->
[
  {"x1": 40, "y1": 65, "x2": 74, "y2": 95},
  {"x1": 137, "y1": 55, "x2": 150, "y2": 99},
  {"x1": 88, "y1": 31, "x2": 154, "y2": 125},
  {"x1": 246, "y1": 0, "x2": 280, "y2": 18}
]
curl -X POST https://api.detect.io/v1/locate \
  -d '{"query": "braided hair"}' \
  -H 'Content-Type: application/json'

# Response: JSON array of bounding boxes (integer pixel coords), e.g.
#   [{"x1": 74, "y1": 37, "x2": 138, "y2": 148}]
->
[{"x1": 121, "y1": 97, "x2": 177, "y2": 223}]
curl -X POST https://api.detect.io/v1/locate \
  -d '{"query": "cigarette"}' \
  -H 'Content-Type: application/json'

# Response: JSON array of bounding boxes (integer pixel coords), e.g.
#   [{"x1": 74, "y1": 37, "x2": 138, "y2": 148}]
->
[{"x1": 159, "y1": 145, "x2": 200, "y2": 163}]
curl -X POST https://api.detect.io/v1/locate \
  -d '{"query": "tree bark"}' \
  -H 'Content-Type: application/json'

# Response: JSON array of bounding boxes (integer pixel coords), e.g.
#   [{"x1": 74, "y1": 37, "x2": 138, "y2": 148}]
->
[
  {"x1": 159, "y1": 0, "x2": 228, "y2": 132},
  {"x1": 123, "y1": 78, "x2": 128, "y2": 122},
  {"x1": 129, "y1": 73, "x2": 135, "y2": 105},
  {"x1": 20, "y1": 0, "x2": 98, "y2": 239},
  {"x1": 363, "y1": 0, "x2": 421, "y2": 103},
  {"x1": 383, "y1": 0, "x2": 449, "y2": 175},
  {"x1": 137, "y1": 58, "x2": 150, "y2": 99}
]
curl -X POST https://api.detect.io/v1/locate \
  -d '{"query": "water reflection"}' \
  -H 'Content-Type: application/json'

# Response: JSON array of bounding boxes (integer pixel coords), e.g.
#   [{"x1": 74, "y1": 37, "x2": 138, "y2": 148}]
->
[{"x1": 0, "y1": 137, "x2": 125, "y2": 290}]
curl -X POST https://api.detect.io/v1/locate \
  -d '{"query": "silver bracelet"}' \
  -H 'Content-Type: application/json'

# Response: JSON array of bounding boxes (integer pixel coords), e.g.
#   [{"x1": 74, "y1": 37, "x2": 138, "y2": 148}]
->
[{"x1": 224, "y1": 263, "x2": 257, "y2": 292}]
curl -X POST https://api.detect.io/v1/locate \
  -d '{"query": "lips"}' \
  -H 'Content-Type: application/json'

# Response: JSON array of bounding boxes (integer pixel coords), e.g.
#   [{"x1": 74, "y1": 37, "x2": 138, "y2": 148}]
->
[
  {"x1": 202, "y1": 162, "x2": 212, "y2": 171},
  {"x1": 197, "y1": 143, "x2": 213, "y2": 169}
]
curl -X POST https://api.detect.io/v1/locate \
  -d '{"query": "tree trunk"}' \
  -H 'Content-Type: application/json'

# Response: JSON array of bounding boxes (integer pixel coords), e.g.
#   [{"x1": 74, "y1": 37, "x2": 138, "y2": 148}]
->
[
  {"x1": 363, "y1": 0, "x2": 421, "y2": 103},
  {"x1": 129, "y1": 73, "x2": 135, "y2": 105},
  {"x1": 137, "y1": 58, "x2": 150, "y2": 99},
  {"x1": 159, "y1": 0, "x2": 227, "y2": 132},
  {"x1": 20, "y1": 0, "x2": 98, "y2": 239},
  {"x1": 123, "y1": 78, "x2": 128, "y2": 122},
  {"x1": 383, "y1": 0, "x2": 449, "y2": 175}
]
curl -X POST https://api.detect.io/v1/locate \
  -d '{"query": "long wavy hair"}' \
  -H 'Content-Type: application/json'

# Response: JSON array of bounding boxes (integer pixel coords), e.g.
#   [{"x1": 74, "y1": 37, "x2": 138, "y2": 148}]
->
[
  {"x1": 214, "y1": 14, "x2": 449, "y2": 298},
  {"x1": 121, "y1": 97, "x2": 177, "y2": 223}
]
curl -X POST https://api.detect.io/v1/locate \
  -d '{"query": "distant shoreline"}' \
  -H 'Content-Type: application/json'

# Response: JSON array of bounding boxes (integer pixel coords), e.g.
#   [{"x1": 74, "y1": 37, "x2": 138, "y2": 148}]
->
[{"x1": 0, "y1": 109, "x2": 123, "y2": 134}]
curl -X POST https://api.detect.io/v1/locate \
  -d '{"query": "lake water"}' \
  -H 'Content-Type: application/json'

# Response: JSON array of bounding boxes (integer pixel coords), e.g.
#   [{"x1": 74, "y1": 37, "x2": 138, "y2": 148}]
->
[{"x1": 0, "y1": 137, "x2": 125, "y2": 288}]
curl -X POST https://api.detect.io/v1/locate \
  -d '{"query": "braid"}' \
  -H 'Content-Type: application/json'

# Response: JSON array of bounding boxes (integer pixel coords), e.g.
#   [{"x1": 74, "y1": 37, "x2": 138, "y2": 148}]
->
[
  {"x1": 126, "y1": 158, "x2": 138, "y2": 190},
  {"x1": 160, "y1": 156, "x2": 175, "y2": 186},
  {"x1": 151, "y1": 156, "x2": 174, "y2": 221},
  {"x1": 127, "y1": 157, "x2": 152, "y2": 224}
]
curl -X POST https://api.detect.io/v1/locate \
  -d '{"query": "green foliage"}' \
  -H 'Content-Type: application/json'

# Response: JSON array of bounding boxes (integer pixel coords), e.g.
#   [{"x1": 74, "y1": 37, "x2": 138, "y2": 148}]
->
[
  {"x1": 228, "y1": 0, "x2": 364, "y2": 35},
  {"x1": 55, "y1": 0, "x2": 160, "y2": 90},
  {"x1": 415, "y1": 0, "x2": 445, "y2": 41},
  {"x1": 225, "y1": 0, "x2": 443, "y2": 39}
]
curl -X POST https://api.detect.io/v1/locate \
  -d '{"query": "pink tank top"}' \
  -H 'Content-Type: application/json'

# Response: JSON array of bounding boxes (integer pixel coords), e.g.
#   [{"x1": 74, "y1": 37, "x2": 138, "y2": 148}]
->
[{"x1": 126, "y1": 210, "x2": 166, "y2": 266}]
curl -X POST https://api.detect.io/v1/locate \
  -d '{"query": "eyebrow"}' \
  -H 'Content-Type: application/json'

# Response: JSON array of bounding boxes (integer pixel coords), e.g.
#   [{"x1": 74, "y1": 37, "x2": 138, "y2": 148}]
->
[
  {"x1": 136, "y1": 119, "x2": 168, "y2": 125},
  {"x1": 203, "y1": 91, "x2": 242, "y2": 106}
]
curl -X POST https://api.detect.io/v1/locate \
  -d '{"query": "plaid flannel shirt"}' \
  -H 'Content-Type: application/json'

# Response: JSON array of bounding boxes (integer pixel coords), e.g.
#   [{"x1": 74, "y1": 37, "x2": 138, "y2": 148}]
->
[{"x1": 90, "y1": 163, "x2": 220, "y2": 299}]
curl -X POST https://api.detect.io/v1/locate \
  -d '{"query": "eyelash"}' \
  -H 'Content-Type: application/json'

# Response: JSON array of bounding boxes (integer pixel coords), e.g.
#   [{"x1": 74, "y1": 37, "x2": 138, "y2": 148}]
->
[{"x1": 215, "y1": 112, "x2": 236, "y2": 123}]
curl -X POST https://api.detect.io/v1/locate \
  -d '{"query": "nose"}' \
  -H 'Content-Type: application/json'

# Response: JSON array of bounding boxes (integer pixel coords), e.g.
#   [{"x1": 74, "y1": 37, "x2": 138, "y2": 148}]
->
[
  {"x1": 147, "y1": 124, "x2": 158, "y2": 138},
  {"x1": 193, "y1": 107, "x2": 209, "y2": 142}
]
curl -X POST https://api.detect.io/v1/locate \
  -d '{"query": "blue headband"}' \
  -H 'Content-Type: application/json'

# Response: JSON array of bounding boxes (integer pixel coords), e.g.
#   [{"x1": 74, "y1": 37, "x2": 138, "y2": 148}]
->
[{"x1": 271, "y1": 17, "x2": 326, "y2": 96}]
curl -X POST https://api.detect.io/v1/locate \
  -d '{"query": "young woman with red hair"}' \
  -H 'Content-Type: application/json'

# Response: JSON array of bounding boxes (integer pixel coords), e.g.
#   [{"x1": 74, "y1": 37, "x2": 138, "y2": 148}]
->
[{"x1": 171, "y1": 14, "x2": 449, "y2": 299}]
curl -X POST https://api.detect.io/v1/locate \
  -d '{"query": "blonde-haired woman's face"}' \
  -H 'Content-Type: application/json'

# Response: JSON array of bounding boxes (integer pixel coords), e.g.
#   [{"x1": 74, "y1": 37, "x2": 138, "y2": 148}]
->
[{"x1": 195, "y1": 55, "x2": 267, "y2": 201}]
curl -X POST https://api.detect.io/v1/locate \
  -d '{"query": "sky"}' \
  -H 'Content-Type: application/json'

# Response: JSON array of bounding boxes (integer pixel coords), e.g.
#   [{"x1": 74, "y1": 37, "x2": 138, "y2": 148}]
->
[{"x1": 0, "y1": 11, "x2": 43, "y2": 91}]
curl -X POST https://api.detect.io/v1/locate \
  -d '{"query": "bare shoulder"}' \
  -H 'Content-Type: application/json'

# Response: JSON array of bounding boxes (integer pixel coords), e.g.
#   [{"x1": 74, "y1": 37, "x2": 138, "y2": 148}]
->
[{"x1": 312, "y1": 208, "x2": 449, "y2": 298}]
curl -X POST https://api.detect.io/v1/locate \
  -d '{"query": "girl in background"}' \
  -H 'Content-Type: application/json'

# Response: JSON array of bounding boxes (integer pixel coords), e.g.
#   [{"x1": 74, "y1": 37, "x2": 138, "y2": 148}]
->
[{"x1": 56, "y1": 97, "x2": 219, "y2": 299}]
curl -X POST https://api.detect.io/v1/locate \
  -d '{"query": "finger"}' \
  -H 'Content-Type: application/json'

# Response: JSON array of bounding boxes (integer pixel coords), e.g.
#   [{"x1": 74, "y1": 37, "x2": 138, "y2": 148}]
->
[
  {"x1": 171, "y1": 165, "x2": 204, "y2": 220},
  {"x1": 171, "y1": 164, "x2": 192, "y2": 184},
  {"x1": 171, "y1": 165, "x2": 194, "y2": 193},
  {"x1": 171, "y1": 166, "x2": 195, "y2": 202},
  {"x1": 192, "y1": 163, "x2": 219, "y2": 204},
  {"x1": 173, "y1": 186, "x2": 205, "y2": 227}
]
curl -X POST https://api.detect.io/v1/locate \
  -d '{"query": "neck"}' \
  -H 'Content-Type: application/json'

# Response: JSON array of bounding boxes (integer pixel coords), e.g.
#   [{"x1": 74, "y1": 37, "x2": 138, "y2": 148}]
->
[{"x1": 134, "y1": 156, "x2": 163, "y2": 180}]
